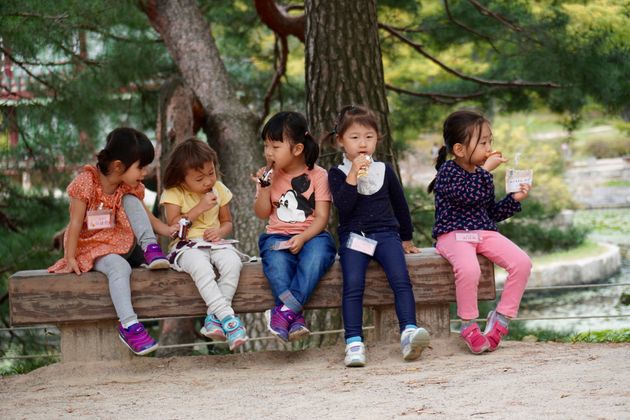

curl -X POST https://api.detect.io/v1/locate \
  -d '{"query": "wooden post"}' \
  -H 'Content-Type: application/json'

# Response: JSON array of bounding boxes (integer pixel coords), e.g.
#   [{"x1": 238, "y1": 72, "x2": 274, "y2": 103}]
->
[
  {"x1": 373, "y1": 303, "x2": 451, "y2": 343},
  {"x1": 59, "y1": 320, "x2": 134, "y2": 363}
]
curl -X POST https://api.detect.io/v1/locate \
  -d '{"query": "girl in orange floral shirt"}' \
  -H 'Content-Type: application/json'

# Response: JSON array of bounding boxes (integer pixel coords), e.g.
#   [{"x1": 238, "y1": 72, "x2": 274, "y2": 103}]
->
[{"x1": 49, "y1": 127, "x2": 176, "y2": 355}]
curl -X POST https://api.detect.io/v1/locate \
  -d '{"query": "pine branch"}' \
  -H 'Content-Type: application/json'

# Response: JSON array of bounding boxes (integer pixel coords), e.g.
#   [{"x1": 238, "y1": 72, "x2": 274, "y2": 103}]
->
[
  {"x1": 254, "y1": 0, "x2": 305, "y2": 42},
  {"x1": 379, "y1": 24, "x2": 560, "y2": 89},
  {"x1": 262, "y1": 34, "x2": 288, "y2": 121},
  {"x1": 467, "y1": 0, "x2": 523, "y2": 32},
  {"x1": 443, "y1": 0, "x2": 498, "y2": 52},
  {"x1": 0, "y1": 46, "x2": 59, "y2": 96},
  {"x1": 386, "y1": 83, "x2": 491, "y2": 104}
]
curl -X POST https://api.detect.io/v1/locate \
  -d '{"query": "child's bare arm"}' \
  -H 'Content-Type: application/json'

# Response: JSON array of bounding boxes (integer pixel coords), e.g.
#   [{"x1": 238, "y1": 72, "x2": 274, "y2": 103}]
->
[
  {"x1": 64, "y1": 198, "x2": 87, "y2": 275},
  {"x1": 204, "y1": 204, "x2": 233, "y2": 242},
  {"x1": 147, "y1": 209, "x2": 177, "y2": 238}
]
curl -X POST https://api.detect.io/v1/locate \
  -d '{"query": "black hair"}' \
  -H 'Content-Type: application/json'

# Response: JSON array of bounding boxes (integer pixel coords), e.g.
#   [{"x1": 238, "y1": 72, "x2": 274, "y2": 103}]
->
[
  {"x1": 260, "y1": 111, "x2": 319, "y2": 170},
  {"x1": 321, "y1": 105, "x2": 380, "y2": 147},
  {"x1": 427, "y1": 110, "x2": 489, "y2": 193},
  {"x1": 96, "y1": 127, "x2": 154, "y2": 175}
]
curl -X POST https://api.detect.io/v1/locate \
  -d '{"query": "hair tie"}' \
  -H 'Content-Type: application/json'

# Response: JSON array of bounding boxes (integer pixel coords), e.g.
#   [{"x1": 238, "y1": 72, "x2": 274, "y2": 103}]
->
[{"x1": 304, "y1": 131, "x2": 309, "y2": 136}]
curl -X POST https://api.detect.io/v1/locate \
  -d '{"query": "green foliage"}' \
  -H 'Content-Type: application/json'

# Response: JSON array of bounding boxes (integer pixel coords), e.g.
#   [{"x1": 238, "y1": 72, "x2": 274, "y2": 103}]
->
[
  {"x1": 581, "y1": 136, "x2": 630, "y2": 158},
  {"x1": 571, "y1": 329, "x2": 630, "y2": 343},
  {"x1": 0, "y1": 178, "x2": 67, "y2": 373}
]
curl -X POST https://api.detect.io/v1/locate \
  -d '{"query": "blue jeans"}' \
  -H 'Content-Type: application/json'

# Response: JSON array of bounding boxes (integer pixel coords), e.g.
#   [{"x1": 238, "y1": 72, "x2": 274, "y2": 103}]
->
[
  {"x1": 259, "y1": 232, "x2": 336, "y2": 312},
  {"x1": 339, "y1": 230, "x2": 416, "y2": 340}
]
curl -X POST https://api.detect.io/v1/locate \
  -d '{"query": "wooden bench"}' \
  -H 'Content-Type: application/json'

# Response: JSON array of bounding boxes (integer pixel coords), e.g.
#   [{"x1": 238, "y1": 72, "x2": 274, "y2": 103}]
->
[{"x1": 9, "y1": 248, "x2": 495, "y2": 362}]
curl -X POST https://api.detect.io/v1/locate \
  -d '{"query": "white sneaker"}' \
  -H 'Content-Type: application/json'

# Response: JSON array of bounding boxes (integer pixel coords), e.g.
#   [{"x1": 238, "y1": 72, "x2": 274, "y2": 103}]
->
[
  {"x1": 344, "y1": 342, "x2": 366, "y2": 367},
  {"x1": 401, "y1": 327, "x2": 430, "y2": 361}
]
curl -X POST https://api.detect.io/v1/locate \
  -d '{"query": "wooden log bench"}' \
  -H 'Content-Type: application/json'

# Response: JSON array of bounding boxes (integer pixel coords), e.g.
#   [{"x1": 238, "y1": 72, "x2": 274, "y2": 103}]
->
[{"x1": 9, "y1": 248, "x2": 495, "y2": 362}]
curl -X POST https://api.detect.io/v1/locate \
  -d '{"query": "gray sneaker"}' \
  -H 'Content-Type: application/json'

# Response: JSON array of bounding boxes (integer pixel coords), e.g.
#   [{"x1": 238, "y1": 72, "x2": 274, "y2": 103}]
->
[
  {"x1": 344, "y1": 342, "x2": 366, "y2": 367},
  {"x1": 401, "y1": 327, "x2": 430, "y2": 361}
]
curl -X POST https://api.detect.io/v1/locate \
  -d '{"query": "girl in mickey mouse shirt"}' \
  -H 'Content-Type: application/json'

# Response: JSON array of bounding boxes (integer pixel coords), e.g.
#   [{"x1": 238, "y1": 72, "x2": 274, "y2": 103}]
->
[{"x1": 253, "y1": 111, "x2": 336, "y2": 344}]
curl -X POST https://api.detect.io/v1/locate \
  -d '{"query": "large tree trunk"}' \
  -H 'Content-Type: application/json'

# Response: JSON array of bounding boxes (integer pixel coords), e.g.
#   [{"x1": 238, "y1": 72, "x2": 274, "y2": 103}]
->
[
  {"x1": 305, "y1": 0, "x2": 397, "y2": 172},
  {"x1": 143, "y1": 0, "x2": 263, "y2": 255}
]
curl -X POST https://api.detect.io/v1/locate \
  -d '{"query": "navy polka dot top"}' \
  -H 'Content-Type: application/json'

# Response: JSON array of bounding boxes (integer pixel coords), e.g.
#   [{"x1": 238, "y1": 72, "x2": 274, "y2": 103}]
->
[{"x1": 432, "y1": 160, "x2": 521, "y2": 239}]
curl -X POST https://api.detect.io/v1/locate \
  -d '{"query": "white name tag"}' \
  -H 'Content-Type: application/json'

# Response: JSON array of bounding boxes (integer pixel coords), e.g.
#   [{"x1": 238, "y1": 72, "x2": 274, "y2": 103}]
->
[
  {"x1": 455, "y1": 232, "x2": 480, "y2": 243},
  {"x1": 506, "y1": 169, "x2": 533, "y2": 193},
  {"x1": 86, "y1": 209, "x2": 115, "y2": 230},
  {"x1": 346, "y1": 232, "x2": 377, "y2": 256}
]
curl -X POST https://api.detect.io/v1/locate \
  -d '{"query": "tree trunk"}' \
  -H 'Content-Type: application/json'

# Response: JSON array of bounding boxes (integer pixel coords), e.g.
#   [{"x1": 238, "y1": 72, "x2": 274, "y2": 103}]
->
[
  {"x1": 305, "y1": 0, "x2": 397, "y2": 172},
  {"x1": 154, "y1": 76, "x2": 197, "y2": 357},
  {"x1": 144, "y1": 0, "x2": 264, "y2": 255}
]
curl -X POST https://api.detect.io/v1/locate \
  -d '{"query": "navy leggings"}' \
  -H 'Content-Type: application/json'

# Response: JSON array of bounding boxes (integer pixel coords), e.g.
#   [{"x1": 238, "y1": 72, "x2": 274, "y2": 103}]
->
[{"x1": 339, "y1": 230, "x2": 416, "y2": 340}]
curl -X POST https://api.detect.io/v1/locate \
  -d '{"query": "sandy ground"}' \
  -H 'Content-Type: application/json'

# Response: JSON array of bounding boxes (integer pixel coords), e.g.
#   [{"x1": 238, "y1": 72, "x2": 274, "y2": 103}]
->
[{"x1": 1, "y1": 338, "x2": 629, "y2": 419}]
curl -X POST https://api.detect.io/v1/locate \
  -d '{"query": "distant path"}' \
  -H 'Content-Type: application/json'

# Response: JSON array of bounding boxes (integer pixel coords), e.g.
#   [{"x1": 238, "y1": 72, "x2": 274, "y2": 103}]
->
[
  {"x1": 1, "y1": 339, "x2": 628, "y2": 419},
  {"x1": 566, "y1": 157, "x2": 630, "y2": 208}
]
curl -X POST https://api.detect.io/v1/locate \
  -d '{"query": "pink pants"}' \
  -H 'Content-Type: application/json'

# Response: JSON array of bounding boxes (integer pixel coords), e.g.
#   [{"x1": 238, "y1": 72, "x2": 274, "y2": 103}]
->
[{"x1": 436, "y1": 230, "x2": 532, "y2": 320}]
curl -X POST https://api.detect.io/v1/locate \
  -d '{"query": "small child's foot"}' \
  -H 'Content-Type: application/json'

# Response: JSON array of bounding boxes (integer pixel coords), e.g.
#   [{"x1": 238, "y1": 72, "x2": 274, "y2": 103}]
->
[
  {"x1": 400, "y1": 326, "x2": 431, "y2": 361},
  {"x1": 118, "y1": 322, "x2": 159, "y2": 355},
  {"x1": 484, "y1": 310, "x2": 509, "y2": 351},
  {"x1": 344, "y1": 342, "x2": 366, "y2": 367},
  {"x1": 200, "y1": 314, "x2": 226, "y2": 341},
  {"x1": 144, "y1": 243, "x2": 170, "y2": 270},
  {"x1": 288, "y1": 311, "x2": 310, "y2": 342},
  {"x1": 460, "y1": 323, "x2": 489, "y2": 354},
  {"x1": 265, "y1": 305, "x2": 290, "y2": 342},
  {"x1": 222, "y1": 315, "x2": 248, "y2": 351}
]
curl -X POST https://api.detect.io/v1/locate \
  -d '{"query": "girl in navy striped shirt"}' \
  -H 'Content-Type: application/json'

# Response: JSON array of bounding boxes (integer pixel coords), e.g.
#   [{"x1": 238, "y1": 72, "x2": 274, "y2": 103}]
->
[{"x1": 428, "y1": 110, "x2": 532, "y2": 354}]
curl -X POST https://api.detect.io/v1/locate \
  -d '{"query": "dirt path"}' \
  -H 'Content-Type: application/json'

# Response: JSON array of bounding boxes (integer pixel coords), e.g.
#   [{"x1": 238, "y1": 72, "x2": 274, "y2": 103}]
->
[{"x1": 1, "y1": 338, "x2": 628, "y2": 419}]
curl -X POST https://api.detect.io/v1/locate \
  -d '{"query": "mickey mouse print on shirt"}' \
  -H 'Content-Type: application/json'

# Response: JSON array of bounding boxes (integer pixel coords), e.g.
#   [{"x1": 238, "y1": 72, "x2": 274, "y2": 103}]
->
[{"x1": 274, "y1": 174, "x2": 315, "y2": 223}]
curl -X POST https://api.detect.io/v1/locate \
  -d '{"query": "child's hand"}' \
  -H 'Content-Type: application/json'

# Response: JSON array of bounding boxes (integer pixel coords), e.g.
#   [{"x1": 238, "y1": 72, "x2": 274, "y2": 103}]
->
[
  {"x1": 512, "y1": 183, "x2": 532, "y2": 202},
  {"x1": 287, "y1": 234, "x2": 306, "y2": 254},
  {"x1": 168, "y1": 223, "x2": 179, "y2": 238},
  {"x1": 203, "y1": 227, "x2": 224, "y2": 242},
  {"x1": 402, "y1": 240, "x2": 421, "y2": 254},
  {"x1": 350, "y1": 154, "x2": 371, "y2": 175},
  {"x1": 198, "y1": 191, "x2": 218, "y2": 211},
  {"x1": 252, "y1": 166, "x2": 274, "y2": 187},
  {"x1": 62, "y1": 257, "x2": 82, "y2": 275},
  {"x1": 482, "y1": 151, "x2": 508, "y2": 172}
]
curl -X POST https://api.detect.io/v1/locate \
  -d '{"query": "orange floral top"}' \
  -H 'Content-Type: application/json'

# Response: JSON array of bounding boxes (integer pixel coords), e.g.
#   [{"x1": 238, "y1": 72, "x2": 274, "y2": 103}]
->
[{"x1": 48, "y1": 165, "x2": 145, "y2": 273}]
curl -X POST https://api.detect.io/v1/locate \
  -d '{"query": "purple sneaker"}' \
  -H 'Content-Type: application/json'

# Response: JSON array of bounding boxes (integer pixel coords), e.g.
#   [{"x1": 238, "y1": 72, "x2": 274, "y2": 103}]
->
[
  {"x1": 265, "y1": 306, "x2": 289, "y2": 342},
  {"x1": 118, "y1": 322, "x2": 159, "y2": 355},
  {"x1": 144, "y1": 243, "x2": 169, "y2": 270},
  {"x1": 288, "y1": 311, "x2": 310, "y2": 342}
]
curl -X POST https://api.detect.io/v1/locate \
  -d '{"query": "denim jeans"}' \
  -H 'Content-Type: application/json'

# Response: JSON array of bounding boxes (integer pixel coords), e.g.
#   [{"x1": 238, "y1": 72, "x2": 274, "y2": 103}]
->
[
  {"x1": 259, "y1": 232, "x2": 336, "y2": 312},
  {"x1": 339, "y1": 230, "x2": 416, "y2": 340}
]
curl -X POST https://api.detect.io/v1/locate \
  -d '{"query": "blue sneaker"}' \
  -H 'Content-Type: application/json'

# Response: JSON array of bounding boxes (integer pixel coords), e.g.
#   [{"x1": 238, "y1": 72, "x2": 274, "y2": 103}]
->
[
  {"x1": 200, "y1": 314, "x2": 226, "y2": 341},
  {"x1": 222, "y1": 315, "x2": 248, "y2": 351}
]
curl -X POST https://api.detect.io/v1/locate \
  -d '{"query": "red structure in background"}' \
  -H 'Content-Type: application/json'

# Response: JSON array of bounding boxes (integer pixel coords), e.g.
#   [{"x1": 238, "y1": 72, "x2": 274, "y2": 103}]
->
[{"x1": 1, "y1": 50, "x2": 36, "y2": 147}]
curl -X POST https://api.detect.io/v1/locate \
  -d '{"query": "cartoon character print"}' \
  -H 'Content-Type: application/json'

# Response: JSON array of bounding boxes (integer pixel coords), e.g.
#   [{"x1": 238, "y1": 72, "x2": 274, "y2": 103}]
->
[{"x1": 274, "y1": 174, "x2": 315, "y2": 223}]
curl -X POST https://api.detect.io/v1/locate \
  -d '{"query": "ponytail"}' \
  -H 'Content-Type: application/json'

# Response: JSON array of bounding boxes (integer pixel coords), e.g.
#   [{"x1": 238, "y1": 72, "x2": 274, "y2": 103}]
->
[
  {"x1": 427, "y1": 145, "x2": 448, "y2": 194},
  {"x1": 96, "y1": 127, "x2": 154, "y2": 175},
  {"x1": 303, "y1": 131, "x2": 319, "y2": 170}
]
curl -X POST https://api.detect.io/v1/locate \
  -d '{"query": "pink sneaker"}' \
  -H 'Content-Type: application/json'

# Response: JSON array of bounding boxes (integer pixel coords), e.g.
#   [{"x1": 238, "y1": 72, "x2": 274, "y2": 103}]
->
[
  {"x1": 460, "y1": 323, "x2": 489, "y2": 354},
  {"x1": 484, "y1": 311, "x2": 509, "y2": 351}
]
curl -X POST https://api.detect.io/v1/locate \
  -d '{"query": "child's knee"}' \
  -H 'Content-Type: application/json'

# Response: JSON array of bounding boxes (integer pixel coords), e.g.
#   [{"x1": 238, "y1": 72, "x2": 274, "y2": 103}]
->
[{"x1": 453, "y1": 264, "x2": 481, "y2": 283}]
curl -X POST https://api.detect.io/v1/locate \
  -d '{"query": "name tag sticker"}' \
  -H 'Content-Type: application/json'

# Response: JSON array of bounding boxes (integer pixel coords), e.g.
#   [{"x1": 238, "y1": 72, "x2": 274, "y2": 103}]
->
[
  {"x1": 346, "y1": 232, "x2": 377, "y2": 256},
  {"x1": 86, "y1": 209, "x2": 115, "y2": 230},
  {"x1": 271, "y1": 240, "x2": 292, "y2": 251},
  {"x1": 506, "y1": 169, "x2": 533, "y2": 193},
  {"x1": 455, "y1": 232, "x2": 480, "y2": 243}
]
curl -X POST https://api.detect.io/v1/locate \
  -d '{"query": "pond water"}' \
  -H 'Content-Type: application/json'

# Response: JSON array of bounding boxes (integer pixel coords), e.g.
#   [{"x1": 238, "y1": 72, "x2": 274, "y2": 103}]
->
[{"x1": 517, "y1": 255, "x2": 630, "y2": 333}]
